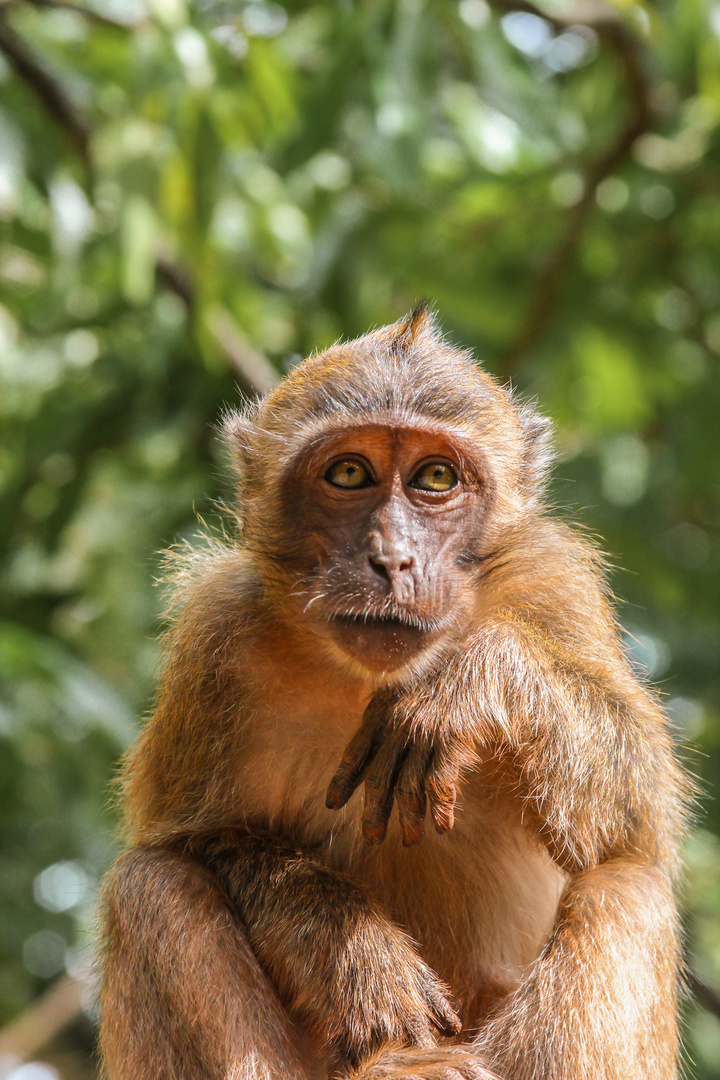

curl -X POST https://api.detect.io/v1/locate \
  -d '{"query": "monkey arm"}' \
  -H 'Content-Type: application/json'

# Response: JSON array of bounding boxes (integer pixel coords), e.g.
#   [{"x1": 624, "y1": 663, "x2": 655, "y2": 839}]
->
[
  {"x1": 184, "y1": 829, "x2": 466, "y2": 1072},
  {"x1": 112, "y1": 556, "x2": 484, "y2": 1080},
  {"x1": 456, "y1": 620, "x2": 686, "y2": 1077},
  {"x1": 328, "y1": 620, "x2": 687, "y2": 1077},
  {"x1": 327, "y1": 614, "x2": 689, "y2": 873}
]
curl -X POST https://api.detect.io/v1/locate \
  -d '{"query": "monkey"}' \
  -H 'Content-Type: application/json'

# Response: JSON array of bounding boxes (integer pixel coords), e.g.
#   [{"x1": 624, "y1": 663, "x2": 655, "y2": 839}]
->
[{"x1": 99, "y1": 305, "x2": 690, "y2": 1080}]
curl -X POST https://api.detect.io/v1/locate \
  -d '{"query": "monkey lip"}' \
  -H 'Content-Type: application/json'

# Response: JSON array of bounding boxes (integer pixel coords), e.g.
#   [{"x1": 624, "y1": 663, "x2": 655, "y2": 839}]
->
[
  {"x1": 329, "y1": 611, "x2": 434, "y2": 671},
  {"x1": 332, "y1": 612, "x2": 428, "y2": 633}
]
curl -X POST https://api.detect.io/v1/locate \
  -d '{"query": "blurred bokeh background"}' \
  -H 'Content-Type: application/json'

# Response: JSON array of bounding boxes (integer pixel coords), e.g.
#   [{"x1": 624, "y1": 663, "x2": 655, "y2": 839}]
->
[{"x1": 0, "y1": 0, "x2": 718, "y2": 1076}]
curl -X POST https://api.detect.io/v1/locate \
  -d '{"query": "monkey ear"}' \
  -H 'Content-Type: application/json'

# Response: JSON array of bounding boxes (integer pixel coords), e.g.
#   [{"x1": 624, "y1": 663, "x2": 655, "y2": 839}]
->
[
  {"x1": 390, "y1": 301, "x2": 437, "y2": 354},
  {"x1": 518, "y1": 405, "x2": 555, "y2": 496},
  {"x1": 221, "y1": 406, "x2": 257, "y2": 479}
]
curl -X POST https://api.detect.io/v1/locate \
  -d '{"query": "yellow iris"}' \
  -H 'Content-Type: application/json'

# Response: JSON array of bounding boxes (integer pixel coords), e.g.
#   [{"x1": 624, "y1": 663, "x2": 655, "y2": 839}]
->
[
  {"x1": 411, "y1": 462, "x2": 457, "y2": 492},
  {"x1": 326, "y1": 460, "x2": 371, "y2": 488}
]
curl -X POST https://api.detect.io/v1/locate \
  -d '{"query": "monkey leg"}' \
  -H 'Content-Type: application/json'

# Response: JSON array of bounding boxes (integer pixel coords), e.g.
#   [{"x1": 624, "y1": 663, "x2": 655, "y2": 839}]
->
[
  {"x1": 99, "y1": 845, "x2": 319, "y2": 1080},
  {"x1": 472, "y1": 857, "x2": 681, "y2": 1080},
  {"x1": 189, "y1": 831, "x2": 485, "y2": 1078}
]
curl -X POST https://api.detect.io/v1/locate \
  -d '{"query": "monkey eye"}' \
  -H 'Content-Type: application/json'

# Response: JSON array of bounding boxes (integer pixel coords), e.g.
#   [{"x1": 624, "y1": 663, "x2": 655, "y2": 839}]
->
[
  {"x1": 325, "y1": 459, "x2": 373, "y2": 489},
  {"x1": 409, "y1": 462, "x2": 458, "y2": 492}
]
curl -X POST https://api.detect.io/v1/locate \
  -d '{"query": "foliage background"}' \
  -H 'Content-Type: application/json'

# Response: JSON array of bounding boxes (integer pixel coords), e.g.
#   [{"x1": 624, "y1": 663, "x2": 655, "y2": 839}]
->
[{"x1": 0, "y1": 0, "x2": 718, "y2": 1076}]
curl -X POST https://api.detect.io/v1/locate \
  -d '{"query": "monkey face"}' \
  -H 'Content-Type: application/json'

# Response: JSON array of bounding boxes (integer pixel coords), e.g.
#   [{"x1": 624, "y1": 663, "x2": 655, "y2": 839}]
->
[
  {"x1": 229, "y1": 308, "x2": 552, "y2": 681},
  {"x1": 277, "y1": 423, "x2": 486, "y2": 678}
]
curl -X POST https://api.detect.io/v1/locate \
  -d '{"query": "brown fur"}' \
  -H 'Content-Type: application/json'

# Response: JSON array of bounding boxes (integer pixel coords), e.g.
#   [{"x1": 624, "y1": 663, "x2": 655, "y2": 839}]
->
[{"x1": 99, "y1": 307, "x2": 689, "y2": 1080}]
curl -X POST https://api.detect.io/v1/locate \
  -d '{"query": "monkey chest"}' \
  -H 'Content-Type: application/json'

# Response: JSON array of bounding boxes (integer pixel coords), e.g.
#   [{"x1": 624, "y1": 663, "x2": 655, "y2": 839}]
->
[{"x1": 332, "y1": 775, "x2": 567, "y2": 1013}]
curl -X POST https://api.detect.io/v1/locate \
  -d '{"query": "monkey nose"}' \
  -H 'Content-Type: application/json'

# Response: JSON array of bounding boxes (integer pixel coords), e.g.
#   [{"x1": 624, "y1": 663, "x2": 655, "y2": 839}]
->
[{"x1": 367, "y1": 555, "x2": 416, "y2": 605}]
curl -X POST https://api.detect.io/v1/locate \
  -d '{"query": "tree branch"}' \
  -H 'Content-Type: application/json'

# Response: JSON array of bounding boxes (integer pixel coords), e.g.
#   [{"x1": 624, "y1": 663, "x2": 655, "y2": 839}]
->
[
  {"x1": 0, "y1": 7, "x2": 90, "y2": 164},
  {"x1": 0, "y1": 10, "x2": 275, "y2": 395},
  {"x1": 0, "y1": 0, "x2": 132, "y2": 30},
  {"x1": 206, "y1": 305, "x2": 280, "y2": 394},
  {"x1": 688, "y1": 970, "x2": 720, "y2": 1023},
  {"x1": 155, "y1": 253, "x2": 195, "y2": 312},
  {"x1": 155, "y1": 254, "x2": 279, "y2": 395},
  {"x1": 487, "y1": 0, "x2": 655, "y2": 376},
  {"x1": 0, "y1": 974, "x2": 84, "y2": 1062}
]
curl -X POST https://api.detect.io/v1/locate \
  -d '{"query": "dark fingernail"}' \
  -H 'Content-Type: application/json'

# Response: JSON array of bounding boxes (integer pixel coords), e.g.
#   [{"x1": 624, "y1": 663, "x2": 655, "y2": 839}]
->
[
  {"x1": 363, "y1": 822, "x2": 387, "y2": 844},
  {"x1": 325, "y1": 781, "x2": 346, "y2": 809},
  {"x1": 401, "y1": 825, "x2": 424, "y2": 846},
  {"x1": 325, "y1": 788, "x2": 339, "y2": 809},
  {"x1": 438, "y1": 1010, "x2": 462, "y2": 1036},
  {"x1": 432, "y1": 807, "x2": 454, "y2": 833}
]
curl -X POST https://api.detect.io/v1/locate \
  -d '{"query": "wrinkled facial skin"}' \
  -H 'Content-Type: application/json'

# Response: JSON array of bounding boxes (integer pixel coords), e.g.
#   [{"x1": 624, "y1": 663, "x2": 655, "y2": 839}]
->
[{"x1": 279, "y1": 425, "x2": 486, "y2": 677}]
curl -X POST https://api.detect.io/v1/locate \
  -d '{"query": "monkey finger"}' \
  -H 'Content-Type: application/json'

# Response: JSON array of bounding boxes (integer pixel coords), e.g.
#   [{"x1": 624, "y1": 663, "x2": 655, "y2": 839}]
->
[
  {"x1": 442, "y1": 1055, "x2": 491, "y2": 1080},
  {"x1": 356, "y1": 1048, "x2": 489, "y2": 1080},
  {"x1": 429, "y1": 1052, "x2": 491, "y2": 1080},
  {"x1": 455, "y1": 1055, "x2": 494, "y2": 1080},
  {"x1": 397, "y1": 786, "x2": 426, "y2": 847},
  {"x1": 421, "y1": 981, "x2": 462, "y2": 1038},
  {"x1": 362, "y1": 736, "x2": 407, "y2": 844},
  {"x1": 428, "y1": 998, "x2": 462, "y2": 1038},
  {"x1": 426, "y1": 747, "x2": 460, "y2": 834},
  {"x1": 362, "y1": 777, "x2": 396, "y2": 844},
  {"x1": 396, "y1": 742, "x2": 433, "y2": 846},
  {"x1": 428, "y1": 784, "x2": 456, "y2": 834},
  {"x1": 326, "y1": 721, "x2": 383, "y2": 809}
]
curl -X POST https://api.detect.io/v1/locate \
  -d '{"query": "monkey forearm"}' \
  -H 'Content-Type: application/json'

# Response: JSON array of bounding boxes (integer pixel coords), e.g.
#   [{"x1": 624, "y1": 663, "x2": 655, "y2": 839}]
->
[{"x1": 187, "y1": 830, "x2": 461, "y2": 1066}]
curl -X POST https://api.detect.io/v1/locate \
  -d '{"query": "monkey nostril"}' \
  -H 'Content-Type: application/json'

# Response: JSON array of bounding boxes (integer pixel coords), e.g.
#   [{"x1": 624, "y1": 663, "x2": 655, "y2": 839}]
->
[
  {"x1": 368, "y1": 557, "x2": 390, "y2": 582},
  {"x1": 368, "y1": 556, "x2": 414, "y2": 580}
]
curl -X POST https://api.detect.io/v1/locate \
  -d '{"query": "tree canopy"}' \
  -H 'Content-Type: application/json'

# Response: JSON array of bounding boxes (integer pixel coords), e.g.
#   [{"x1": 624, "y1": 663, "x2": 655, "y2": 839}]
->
[{"x1": 0, "y1": 0, "x2": 718, "y2": 1075}]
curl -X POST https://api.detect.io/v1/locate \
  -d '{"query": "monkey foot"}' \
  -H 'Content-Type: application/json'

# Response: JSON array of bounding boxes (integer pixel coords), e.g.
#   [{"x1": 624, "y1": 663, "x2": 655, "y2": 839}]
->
[{"x1": 350, "y1": 1045, "x2": 496, "y2": 1080}]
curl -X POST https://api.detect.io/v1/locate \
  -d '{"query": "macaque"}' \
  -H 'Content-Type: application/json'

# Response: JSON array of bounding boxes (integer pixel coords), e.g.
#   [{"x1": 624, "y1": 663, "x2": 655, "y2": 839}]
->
[{"x1": 99, "y1": 306, "x2": 689, "y2": 1080}]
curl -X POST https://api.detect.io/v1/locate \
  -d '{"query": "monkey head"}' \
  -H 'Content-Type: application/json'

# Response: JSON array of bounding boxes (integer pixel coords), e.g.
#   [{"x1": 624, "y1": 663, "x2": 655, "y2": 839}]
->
[{"x1": 224, "y1": 305, "x2": 553, "y2": 683}]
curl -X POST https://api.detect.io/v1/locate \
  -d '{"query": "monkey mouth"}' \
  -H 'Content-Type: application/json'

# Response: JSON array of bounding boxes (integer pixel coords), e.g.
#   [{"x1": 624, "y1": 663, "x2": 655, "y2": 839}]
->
[
  {"x1": 328, "y1": 610, "x2": 436, "y2": 672},
  {"x1": 331, "y1": 612, "x2": 428, "y2": 633}
]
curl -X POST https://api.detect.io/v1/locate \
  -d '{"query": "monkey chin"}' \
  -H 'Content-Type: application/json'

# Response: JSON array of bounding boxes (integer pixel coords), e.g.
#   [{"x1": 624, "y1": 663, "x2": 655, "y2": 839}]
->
[{"x1": 328, "y1": 614, "x2": 437, "y2": 678}]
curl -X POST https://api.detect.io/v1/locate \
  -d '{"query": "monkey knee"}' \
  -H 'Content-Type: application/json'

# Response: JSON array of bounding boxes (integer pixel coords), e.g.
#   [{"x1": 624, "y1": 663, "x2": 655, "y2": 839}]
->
[
  {"x1": 102, "y1": 845, "x2": 217, "y2": 927},
  {"x1": 552, "y1": 858, "x2": 681, "y2": 997},
  {"x1": 99, "y1": 844, "x2": 246, "y2": 997},
  {"x1": 559, "y1": 857, "x2": 676, "y2": 929},
  {"x1": 100, "y1": 848, "x2": 188, "y2": 994}
]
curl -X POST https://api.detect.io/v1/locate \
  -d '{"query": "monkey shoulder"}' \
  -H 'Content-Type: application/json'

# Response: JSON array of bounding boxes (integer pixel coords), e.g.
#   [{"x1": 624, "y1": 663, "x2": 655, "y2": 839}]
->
[
  {"x1": 163, "y1": 544, "x2": 265, "y2": 647},
  {"x1": 122, "y1": 546, "x2": 275, "y2": 841},
  {"x1": 476, "y1": 516, "x2": 627, "y2": 670}
]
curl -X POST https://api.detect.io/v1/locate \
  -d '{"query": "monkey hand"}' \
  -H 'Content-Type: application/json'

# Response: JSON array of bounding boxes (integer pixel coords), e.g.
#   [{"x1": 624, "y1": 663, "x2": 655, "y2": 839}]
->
[
  {"x1": 329, "y1": 931, "x2": 462, "y2": 1067},
  {"x1": 326, "y1": 688, "x2": 476, "y2": 846},
  {"x1": 347, "y1": 1045, "x2": 494, "y2": 1080}
]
